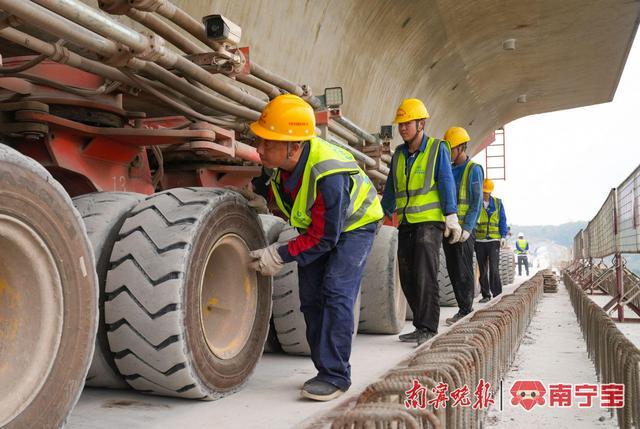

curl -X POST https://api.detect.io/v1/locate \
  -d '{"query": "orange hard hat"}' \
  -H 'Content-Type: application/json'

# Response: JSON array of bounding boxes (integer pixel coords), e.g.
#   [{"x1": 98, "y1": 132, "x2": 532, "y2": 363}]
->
[
  {"x1": 483, "y1": 179, "x2": 495, "y2": 193},
  {"x1": 393, "y1": 98, "x2": 429, "y2": 124},
  {"x1": 250, "y1": 94, "x2": 316, "y2": 141},
  {"x1": 444, "y1": 126, "x2": 470, "y2": 149}
]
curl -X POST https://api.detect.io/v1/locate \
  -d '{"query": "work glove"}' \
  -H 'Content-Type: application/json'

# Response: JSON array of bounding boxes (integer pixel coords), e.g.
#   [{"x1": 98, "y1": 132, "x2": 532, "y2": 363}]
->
[
  {"x1": 226, "y1": 186, "x2": 269, "y2": 214},
  {"x1": 500, "y1": 238, "x2": 507, "y2": 248},
  {"x1": 249, "y1": 243, "x2": 284, "y2": 276},
  {"x1": 444, "y1": 213, "x2": 462, "y2": 244},
  {"x1": 459, "y1": 230, "x2": 471, "y2": 242}
]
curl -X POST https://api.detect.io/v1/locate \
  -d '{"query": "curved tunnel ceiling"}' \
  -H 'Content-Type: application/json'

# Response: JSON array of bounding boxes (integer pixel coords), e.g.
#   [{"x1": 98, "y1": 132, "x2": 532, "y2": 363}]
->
[{"x1": 73, "y1": 0, "x2": 640, "y2": 153}]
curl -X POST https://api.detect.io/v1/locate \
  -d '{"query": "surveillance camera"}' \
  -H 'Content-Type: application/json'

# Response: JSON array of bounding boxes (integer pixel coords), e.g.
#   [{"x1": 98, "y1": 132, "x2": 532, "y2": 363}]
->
[{"x1": 202, "y1": 14, "x2": 241, "y2": 45}]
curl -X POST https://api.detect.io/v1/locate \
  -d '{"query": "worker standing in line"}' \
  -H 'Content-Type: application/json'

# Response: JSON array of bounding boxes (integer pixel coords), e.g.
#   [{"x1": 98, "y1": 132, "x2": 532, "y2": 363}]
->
[
  {"x1": 515, "y1": 232, "x2": 530, "y2": 276},
  {"x1": 441, "y1": 127, "x2": 484, "y2": 325},
  {"x1": 474, "y1": 179, "x2": 508, "y2": 302},
  {"x1": 381, "y1": 98, "x2": 460, "y2": 346},
  {"x1": 248, "y1": 95, "x2": 383, "y2": 401}
]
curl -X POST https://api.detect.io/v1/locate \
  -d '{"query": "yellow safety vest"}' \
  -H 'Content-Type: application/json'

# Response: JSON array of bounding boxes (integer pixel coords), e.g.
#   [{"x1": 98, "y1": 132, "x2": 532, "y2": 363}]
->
[
  {"x1": 516, "y1": 239, "x2": 529, "y2": 254},
  {"x1": 392, "y1": 137, "x2": 445, "y2": 224},
  {"x1": 477, "y1": 197, "x2": 502, "y2": 239},
  {"x1": 457, "y1": 160, "x2": 480, "y2": 226},
  {"x1": 271, "y1": 137, "x2": 383, "y2": 232}
]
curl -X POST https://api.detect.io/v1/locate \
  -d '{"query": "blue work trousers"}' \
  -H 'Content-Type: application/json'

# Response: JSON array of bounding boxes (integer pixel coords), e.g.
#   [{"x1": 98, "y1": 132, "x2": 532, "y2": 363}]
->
[{"x1": 297, "y1": 226, "x2": 376, "y2": 390}]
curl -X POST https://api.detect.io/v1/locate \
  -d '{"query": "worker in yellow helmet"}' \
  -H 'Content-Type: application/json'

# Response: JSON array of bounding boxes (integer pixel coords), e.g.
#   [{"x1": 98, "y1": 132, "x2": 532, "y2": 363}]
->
[
  {"x1": 441, "y1": 127, "x2": 484, "y2": 325},
  {"x1": 248, "y1": 94, "x2": 383, "y2": 401},
  {"x1": 475, "y1": 178, "x2": 508, "y2": 302},
  {"x1": 381, "y1": 98, "x2": 460, "y2": 346}
]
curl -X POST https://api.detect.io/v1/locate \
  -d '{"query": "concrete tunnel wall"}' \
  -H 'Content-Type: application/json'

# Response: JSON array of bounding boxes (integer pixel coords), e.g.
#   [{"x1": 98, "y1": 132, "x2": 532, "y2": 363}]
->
[{"x1": 83, "y1": 0, "x2": 639, "y2": 154}]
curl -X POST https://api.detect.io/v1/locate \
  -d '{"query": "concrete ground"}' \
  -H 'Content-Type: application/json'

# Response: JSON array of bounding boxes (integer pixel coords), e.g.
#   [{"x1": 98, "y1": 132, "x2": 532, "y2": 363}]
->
[
  {"x1": 67, "y1": 280, "x2": 526, "y2": 429},
  {"x1": 485, "y1": 277, "x2": 619, "y2": 429}
]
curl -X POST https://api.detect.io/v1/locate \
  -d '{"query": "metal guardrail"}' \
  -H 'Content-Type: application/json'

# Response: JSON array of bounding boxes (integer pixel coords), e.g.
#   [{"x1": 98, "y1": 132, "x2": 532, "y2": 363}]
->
[
  {"x1": 617, "y1": 165, "x2": 640, "y2": 254},
  {"x1": 306, "y1": 274, "x2": 545, "y2": 429},
  {"x1": 563, "y1": 272, "x2": 640, "y2": 429},
  {"x1": 576, "y1": 164, "x2": 640, "y2": 258},
  {"x1": 573, "y1": 163, "x2": 640, "y2": 321},
  {"x1": 588, "y1": 190, "x2": 617, "y2": 258}
]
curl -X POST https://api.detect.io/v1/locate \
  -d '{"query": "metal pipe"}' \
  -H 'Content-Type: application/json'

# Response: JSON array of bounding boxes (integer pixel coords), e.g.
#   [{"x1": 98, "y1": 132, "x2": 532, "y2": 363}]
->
[
  {"x1": 123, "y1": 0, "x2": 322, "y2": 105},
  {"x1": 329, "y1": 138, "x2": 389, "y2": 176},
  {"x1": 236, "y1": 74, "x2": 281, "y2": 100},
  {"x1": 381, "y1": 154, "x2": 392, "y2": 164},
  {"x1": 32, "y1": 0, "x2": 149, "y2": 54},
  {"x1": 333, "y1": 116, "x2": 380, "y2": 145},
  {"x1": 0, "y1": 27, "x2": 136, "y2": 87},
  {"x1": 126, "y1": 8, "x2": 205, "y2": 55},
  {"x1": 249, "y1": 63, "x2": 304, "y2": 96},
  {"x1": 329, "y1": 121, "x2": 363, "y2": 146},
  {"x1": 32, "y1": 0, "x2": 268, "y2": 112},
  {"x1": 130, "y1": 60, "x2": 260, "y2": 121},
  {"x1": 0, "y1": 0, "x2": 118, "y2": 58}
]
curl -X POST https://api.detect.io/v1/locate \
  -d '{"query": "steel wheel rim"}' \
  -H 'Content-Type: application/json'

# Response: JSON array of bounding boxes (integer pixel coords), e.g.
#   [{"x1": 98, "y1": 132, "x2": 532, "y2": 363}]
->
[{"x1": 0, "y1": 214, "x2": 63, "y2": 426}]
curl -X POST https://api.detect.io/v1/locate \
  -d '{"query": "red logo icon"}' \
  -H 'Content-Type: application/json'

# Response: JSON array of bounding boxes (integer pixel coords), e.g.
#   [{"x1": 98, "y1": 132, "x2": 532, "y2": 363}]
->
[{"x1": 510, "y1": 380, "x2": 546, "y2": 411}]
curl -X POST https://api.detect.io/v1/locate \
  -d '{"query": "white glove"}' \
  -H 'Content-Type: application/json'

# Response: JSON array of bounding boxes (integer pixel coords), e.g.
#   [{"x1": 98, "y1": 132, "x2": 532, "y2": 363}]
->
[
  {"x1": 459, "y1": 230, "x2": 471, "y2": 242},
  {"x1": 500, "y1": 238, "x2": 506, "y2": 248},
  {"x1": 249, "y1": 243, "x2": 284, "y2": 276},
  {"x1": 444, "y1": 213, "x2": 462, "y2": 244}
]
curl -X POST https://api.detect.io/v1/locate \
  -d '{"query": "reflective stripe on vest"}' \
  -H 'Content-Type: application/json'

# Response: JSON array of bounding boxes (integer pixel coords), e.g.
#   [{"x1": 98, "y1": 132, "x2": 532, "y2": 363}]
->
[
  {"x1": 457, "y1": 160, "x2": 479, "y2": 226},
  {"x1": 270, "y1": 137, "x2": 383, "y2": 232},
  {"x1": 516, "y1": 239, "x2": 529, "y2": 254},
  {"x1": 392, "y1": 137, "x2": 445, "y2": 224},
  {"x1": 477, "y1": 197, "x2": 501, "y2": 239}
]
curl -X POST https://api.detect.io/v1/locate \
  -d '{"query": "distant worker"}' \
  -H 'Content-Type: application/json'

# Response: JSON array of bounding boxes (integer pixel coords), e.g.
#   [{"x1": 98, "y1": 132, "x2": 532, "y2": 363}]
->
[
  {"x1": 475, "y1": 179, "x2": 508, "y2": 302},
  {"x1": 248, "y1": 94, "x2": 383, "y2": 401},
  {"x1": 515, "y1": 232, "x2": 530, "y2": 276},
  {"x1": 441, "y1": 127, "x2": 484, "y2": 325},
  {"x1": 381, "y1": 98, "x2": 460, "y2": 346}
]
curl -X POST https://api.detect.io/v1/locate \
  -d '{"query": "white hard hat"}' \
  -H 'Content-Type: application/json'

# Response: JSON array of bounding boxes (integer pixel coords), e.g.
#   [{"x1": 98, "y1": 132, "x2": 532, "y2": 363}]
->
[{"x1": 518, "y1": 232, "x2": 524, "y2": 238}]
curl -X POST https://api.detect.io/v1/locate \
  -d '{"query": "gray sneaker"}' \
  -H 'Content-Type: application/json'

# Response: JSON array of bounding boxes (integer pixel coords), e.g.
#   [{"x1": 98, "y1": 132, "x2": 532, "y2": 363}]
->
[
  {"x1": 416, "y1": 329, "x2": 436, "y2": 346},
  {"x1": 446, "y1": 312, "x2": 464, "y2": 326},
  {"x1": 302, "y1": 376, "x2": 318, "y2": 388},
  {"x1": 399, "y1": 329, "x2": 420, "y2": 342},
  {"x1": 479, "y1": 297, "x2": 491, "y2": 303},
  {"x1": 301, "y1": 380, "x2": 345, "y2": 401}
]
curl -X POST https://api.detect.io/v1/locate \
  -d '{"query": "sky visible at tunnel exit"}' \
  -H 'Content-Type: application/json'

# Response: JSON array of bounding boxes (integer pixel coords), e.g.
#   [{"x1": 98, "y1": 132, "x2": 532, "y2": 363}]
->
[{"x1": 472, "y1": 33, "x2": 640, "y2": 227}]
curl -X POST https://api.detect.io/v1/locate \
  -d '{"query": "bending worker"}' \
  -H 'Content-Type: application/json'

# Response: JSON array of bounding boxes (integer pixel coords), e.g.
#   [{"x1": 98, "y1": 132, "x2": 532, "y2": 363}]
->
[
  {"x1": 442, "y1": 127, "x2": 484, "y2": 325},
  {"x1": 248, "y1": 94, "x2": 383, "y2": 401},
  {"x1": 381, "y1": 98, "x2": 460, "y2": 346},
  {"x1": 515, "y1": 232, "x2": 530, "y2": 276},
  {"x1": 475, "y1": 179, "x2": 508, "y2": 302}
]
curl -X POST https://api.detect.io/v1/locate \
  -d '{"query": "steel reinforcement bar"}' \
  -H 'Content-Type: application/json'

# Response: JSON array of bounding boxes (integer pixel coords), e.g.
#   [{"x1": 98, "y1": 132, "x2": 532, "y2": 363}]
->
[
  {"x1": 563, "y1": 271, "x2": 640, "y2": 429},
  {"x1": 306, "y1": 273, "x2": 545, "y2": 429}
]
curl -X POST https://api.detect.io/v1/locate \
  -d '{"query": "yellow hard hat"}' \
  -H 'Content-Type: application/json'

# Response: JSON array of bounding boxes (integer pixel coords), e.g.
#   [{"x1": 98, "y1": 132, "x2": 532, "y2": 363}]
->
[
  {"x1": 393, "y1": 98, "x2": 429, "y2": 124},
  {"x1": 483, "y1": 179, "x2": 494, "y2": 193},
  {"x1": 444, "y1": 126, "x2": 470, "y2": 149},
  {"x1": 250, "y1": 94, "x2": 316, "y2": 141}
]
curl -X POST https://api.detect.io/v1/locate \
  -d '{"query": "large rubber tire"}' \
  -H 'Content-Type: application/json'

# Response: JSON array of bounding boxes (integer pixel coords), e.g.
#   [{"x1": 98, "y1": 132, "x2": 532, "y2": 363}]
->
[
  {"x1": 271, "y1": 226, "x2": 360, "y2": 356},
  {"x1": 358, "y1": 226, "x2": 406, "y2": 334},
  {"x1": 499, "y1": 248, "x2": 514, "y2": 286},
  {"x1": 73, "y1": 192, "x2": 144, "y2": 388},
  {"x1": 104, "y1": 188, "x2": 272, "y2": 399},
  {"x1": 258, "y1": 214, "x2": 285, "y2": 354},
  {"x1": 438, "y1": 248, "x2": 457, "y2": 307},
  {"x1": 0, "y1": 144, "x2": 98, "y2": 428}
]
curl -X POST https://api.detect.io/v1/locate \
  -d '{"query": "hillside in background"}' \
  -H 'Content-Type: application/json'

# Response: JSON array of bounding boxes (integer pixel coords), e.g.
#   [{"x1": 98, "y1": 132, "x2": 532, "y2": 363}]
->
[
  {"x1": 509, "y1": 221, "x2": 639, "y2": 274},
  {"x1": 510, "y1": 222, "x2": 587, "y2": 247}
]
